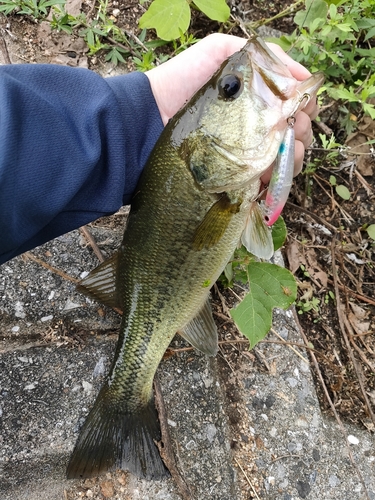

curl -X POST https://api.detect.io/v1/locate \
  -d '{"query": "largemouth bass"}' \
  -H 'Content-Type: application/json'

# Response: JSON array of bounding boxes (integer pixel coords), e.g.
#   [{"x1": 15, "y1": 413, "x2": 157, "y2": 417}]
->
[{"x1": 66, "y1": 37, "x2": 323, "y2": 480}]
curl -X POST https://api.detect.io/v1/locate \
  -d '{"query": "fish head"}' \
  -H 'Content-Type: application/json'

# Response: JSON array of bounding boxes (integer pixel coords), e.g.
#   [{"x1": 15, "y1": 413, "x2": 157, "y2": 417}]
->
[{"x1": 173, "y1": 36, "x2": 324, "y2": 193}]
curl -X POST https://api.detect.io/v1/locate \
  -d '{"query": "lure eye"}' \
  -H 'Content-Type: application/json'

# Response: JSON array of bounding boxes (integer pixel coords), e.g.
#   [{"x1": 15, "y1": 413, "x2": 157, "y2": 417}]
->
[{"x1": 218, "y1": 74, "x2": 242, "y2": 99}]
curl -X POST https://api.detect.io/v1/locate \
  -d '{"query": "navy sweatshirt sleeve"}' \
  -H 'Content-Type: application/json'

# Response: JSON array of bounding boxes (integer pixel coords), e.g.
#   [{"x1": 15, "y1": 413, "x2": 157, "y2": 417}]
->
[{"x1": 0, "y1": 65, "x2": 164, "y2": 265}]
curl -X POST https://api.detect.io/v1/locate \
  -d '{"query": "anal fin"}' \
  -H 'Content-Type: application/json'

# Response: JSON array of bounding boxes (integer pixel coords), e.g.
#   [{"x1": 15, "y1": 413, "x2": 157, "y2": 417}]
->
[{"x1": 179, "y1": 299, "x2": 218, "y2": 356}]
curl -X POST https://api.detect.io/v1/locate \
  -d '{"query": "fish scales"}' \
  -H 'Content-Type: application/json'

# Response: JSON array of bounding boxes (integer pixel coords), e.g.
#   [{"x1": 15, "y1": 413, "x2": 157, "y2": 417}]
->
[{"x1": 66, "y1": 37, "x2": 323, "y2": 481}]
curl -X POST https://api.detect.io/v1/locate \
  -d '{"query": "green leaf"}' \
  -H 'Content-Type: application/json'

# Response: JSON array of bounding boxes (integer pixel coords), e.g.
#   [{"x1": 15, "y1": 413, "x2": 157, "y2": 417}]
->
[
  {"x1": 230, "y1": 262, "x2": 297, "y2": 348},
  {"x1": 329, "y1": 175, "x2": 337, "y2": 185},
  {"x1": 367, "y1": 224, "x2": 375, "y2": 240},
  {"x1": 362, "y1": 103, "x2": 375, "y2": 119},
  {"x1": 271, "y1": 216, "x2": 287, "y2": 251},
  {"x1": 294, "y1": 0, "x2": 327, "y2": 29},
  {"x1": 139, "y1": 0, "x2": 190, "y2": 41},
  {"x1": 364, "y1": 26, "x2": 375, "y2": 41},
  {"x1": 336, "y1": 23, "x2": 354, "y2": 32},
  {"x1": 192, "y1": 0, "x2": 229, "y2": 22},
  {"x1": 335, "y1": 184, "x2": 350, "y2": 200}
]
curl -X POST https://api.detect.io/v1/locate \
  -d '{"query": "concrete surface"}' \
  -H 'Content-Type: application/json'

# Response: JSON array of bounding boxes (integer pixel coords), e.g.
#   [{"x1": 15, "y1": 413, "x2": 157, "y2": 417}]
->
[{"x1": 1, "y1": 217, "x2": 374, "y2": 500}]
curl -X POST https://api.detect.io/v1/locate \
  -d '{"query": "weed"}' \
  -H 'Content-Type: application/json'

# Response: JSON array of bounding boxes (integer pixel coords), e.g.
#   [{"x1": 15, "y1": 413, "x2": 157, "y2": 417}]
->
[
  {"x1": 0, "y1": 0, "x2": 64, "y2": 17},
  {"x1": 270, "y1": 0, "x2": 375, "y2": 134}
]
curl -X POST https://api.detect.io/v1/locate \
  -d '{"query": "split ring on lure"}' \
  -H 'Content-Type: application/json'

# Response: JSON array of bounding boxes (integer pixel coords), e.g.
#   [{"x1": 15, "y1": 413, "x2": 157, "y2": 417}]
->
[{"x1": 264, "y1": 93, "x2": 311, "y2": 226}]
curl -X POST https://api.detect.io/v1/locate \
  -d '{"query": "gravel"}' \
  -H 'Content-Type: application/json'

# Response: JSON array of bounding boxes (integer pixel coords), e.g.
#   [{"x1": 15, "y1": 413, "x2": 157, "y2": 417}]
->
[{"x1": 1, "y1": 223, "x2": 374, "y2": 499}]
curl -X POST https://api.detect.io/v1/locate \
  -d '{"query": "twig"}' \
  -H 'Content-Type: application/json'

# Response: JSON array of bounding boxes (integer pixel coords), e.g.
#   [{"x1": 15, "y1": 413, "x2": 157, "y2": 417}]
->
[
  {"x1": 292, "y1": 307, "x2": 372, "y2": 500},
  {"x1": 285, "y1": 201, "x2": 337, "y2": 233},
  {"x1": 23, "y1": 252, "x2": 79, "y2": 284},
  {"x1": 354, "y1": 169, "x2": 374, "y2": 195},
  {"x1": 271, "y1": 453, "x2": 301, "y2": 463},
  {"x1": 153, "y1": 377, "x2": 193, "y2": 500},
  {"x1": 244, "y1": 0, "x2": 304, "y2": 30},
  {"x1": 347, "y1": 328, "x2": 375, "y2": 373},
  {"x1": 234, "y1": 458, "x2": 261, "y2": 500},
  {"x1": 271, "y1": 328, "x2": 309, "y2": 364},
  {"x1": 213, "y1": 283, "x2": 231, "y2": 316},
  {"x1": 80, "y1": 226, "x2": 105, "y2": 263},
  {"x1": 331, "y1": 236, "x2": 375, "y2": 428},
  {"x1": 312, "y1": 119, "x2": 333, "y2": 136},
  {"x1": 0, "y1": 341, "x2": 50, "y2": 354},
  {"x1": 0, "y1": 34, "x2": 11, "y2": 64},
  {"x1": 313, "y1": 175, "x2": 353, "y2": 222},
  {"x1": 326, "y1": 278, "x2": 375, "y2": 306}
]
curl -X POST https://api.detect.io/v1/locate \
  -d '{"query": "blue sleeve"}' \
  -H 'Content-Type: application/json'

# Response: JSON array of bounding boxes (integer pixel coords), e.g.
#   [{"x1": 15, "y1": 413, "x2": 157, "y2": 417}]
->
[{"x1": 0, "y1": 64, "x2": 164, "y2": 264}]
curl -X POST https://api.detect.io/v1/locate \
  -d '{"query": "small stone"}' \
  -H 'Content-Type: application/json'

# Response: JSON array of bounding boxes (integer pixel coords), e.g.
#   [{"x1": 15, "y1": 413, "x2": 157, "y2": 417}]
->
[
  {"x1": 312, "y1": 448, "x2": 320, "y2": 462},
  {"x1": 117, "y1": 472, "x2": 127, "y2": 485},
  {"x1": 329, "y1": 474, "x2": 340, "y2": 487},
  {"x1": 265, "y1": 395, "x2": 276, "y2": 408},
  {"x1": 287, "y1": 377, "x2": 298, "y2": 388},
  {"x1": 269, "y1": 427, "x2": 277, "y2": 437},
  {"x1": 296, "y1": 479, "x2": 311, "y2": 498},
  {"x1": 85, "y1": 490, "x2": 93, "y2": 498},
  {"x1": 82, "y1": 381, "x2": 93, "y2": 393},
  {"x1": 63, "y1": 299, "x2": 80, "y2": 311},
  {"x1": 14, "y1": 301, "x2": 26, "y2": 318},
  {"x1": 296, "y1": 416, "x2": 308, "y2": 428},
  {"x1": 205, "y1": 423, "x2": 217, "y2": 443},
  {"x1": 347, "y1": 435, "x2": 359, "y2": 445},
  {"x1": 93, "y1": 357, "x2": 106, "y2": 378},
  {"x1": 24, "y1": 382, "x2": 37, "y2": 390},
  {"x1": 100, "y1": 480, "x2": 114, "y2": 498},
  {"x1": 41, "y1": 315, "x2": 53, "y2": 322},
  {"x1": 185, "y1": 440, "x2": 196, "y2": 450}
]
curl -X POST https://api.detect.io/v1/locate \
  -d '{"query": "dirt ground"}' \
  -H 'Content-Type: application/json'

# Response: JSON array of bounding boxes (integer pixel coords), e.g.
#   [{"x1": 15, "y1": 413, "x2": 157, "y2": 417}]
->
[{"x1": 0, "y1": 0, "x2": 374, "y2": 497}]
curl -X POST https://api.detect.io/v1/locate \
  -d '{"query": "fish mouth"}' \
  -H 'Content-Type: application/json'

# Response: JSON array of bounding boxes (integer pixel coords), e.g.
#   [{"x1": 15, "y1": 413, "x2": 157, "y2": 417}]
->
[{"x1": 244, "y1": 36, "x2": 324, "y2": 107}]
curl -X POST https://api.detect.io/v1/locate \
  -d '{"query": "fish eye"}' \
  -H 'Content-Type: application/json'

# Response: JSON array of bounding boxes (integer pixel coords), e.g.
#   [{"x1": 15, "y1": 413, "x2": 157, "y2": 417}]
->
[{"x1": 218, "y1": 74, "x2": 242, "y2": 99}]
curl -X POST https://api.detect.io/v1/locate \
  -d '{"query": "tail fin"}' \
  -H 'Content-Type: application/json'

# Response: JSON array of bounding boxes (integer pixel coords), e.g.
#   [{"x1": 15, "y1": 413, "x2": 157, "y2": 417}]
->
[{"x1": 66, "y1": 389, "x2": 169, "y2": 480}]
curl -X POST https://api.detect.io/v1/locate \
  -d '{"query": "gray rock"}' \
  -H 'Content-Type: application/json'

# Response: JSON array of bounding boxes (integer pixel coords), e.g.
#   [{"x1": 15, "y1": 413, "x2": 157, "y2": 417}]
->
[{"x1": 1, "y1": 223, "x2": 375, "y2": 500}]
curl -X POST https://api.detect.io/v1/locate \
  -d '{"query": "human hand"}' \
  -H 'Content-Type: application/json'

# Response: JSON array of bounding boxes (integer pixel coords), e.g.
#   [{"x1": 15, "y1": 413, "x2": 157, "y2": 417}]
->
[{"x1": 146, "y1": 33, "x2": 320, "y2": 182}]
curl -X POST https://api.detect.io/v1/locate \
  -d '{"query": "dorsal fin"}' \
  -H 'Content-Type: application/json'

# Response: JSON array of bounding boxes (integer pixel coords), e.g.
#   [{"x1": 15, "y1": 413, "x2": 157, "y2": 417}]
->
[
  {"x1": 77, "y1": 252, "x2": 121, "y2": 309},
  {"x1": 179, "y1": 299, "x2": 218, "y2": 356}
]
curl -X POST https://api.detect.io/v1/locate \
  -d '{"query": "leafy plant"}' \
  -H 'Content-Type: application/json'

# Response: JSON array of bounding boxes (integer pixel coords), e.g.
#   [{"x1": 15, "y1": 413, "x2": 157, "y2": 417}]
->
[
  {"x1": 0, "y1": 0, "x2": 64, "y2": 17},
  {"x1": 329, "y1": 175, "x2": 351, "y2": 201},
  {"x1": 139, "y1": 0, "x2": 230, "y2": 41},
  {"x1": 219, "y1": 216, "x2": 298, "y2": 348},
  {"x1": 231, "y1": 261, "x2": 297, "y2": 347},
  {"x1": 270, "y1": 0, "x2": 375, "y2": 133},
  {"x1": 297, "y1": 296, "x2": 320, "y2": 314}
]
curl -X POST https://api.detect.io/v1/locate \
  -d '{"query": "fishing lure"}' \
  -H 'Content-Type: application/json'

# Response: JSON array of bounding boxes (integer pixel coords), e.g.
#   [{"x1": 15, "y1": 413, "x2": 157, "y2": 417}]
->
[
  {"x1": 264, "y1": 116, "x2": 296, "y2": 226},
  {"x1": 264, "y1": 94, "x2": 310, "y2": 226}
]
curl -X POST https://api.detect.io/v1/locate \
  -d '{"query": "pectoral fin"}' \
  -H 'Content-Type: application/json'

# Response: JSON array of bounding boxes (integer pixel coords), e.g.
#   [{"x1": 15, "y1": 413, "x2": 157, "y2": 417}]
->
[
  {"x1": 241, "y1": 202, "x2": 274, "y2": 260},
  {"x1": 193, "y1": 194, "x2": 241, "y2": 251},
  {"x1": 77, "y1": 252, "x2": 121, "y2": 309},
  {"x1": 179, "y1": 299, "x2": 218, "y2": 356}
]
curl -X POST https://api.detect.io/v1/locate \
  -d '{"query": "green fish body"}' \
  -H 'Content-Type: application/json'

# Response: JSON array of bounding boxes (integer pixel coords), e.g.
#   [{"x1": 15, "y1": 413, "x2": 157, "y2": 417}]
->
[{"x1": 66, "y1": 37, "x2": 323, "y2": 480}]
